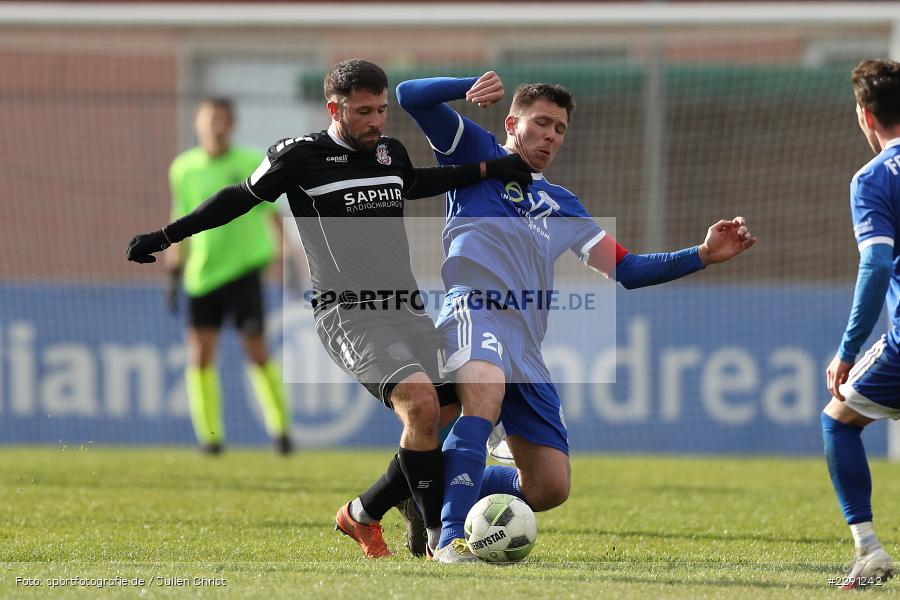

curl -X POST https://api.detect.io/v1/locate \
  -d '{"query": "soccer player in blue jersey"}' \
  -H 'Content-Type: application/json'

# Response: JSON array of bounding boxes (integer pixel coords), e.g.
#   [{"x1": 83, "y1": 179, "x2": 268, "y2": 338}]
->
[
  {"x1": 822, "y1": 59, "x2": 900, "y2": 589},
  {"x1": 396, "y1": 71, "x2": 757, "y2": 562}
]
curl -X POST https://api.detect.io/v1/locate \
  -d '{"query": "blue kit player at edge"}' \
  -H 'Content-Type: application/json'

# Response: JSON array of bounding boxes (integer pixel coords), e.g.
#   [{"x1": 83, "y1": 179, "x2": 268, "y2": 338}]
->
[
  {"x1": 822, "y1": 59, "x2": 900, "y2": 590},
  {"x1": 396, "y1": 70, "x2": 758, "y2": 562}
]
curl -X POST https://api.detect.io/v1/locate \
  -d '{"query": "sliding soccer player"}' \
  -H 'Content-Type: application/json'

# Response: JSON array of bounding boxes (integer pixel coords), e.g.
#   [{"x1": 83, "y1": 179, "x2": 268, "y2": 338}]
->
[{"x1": 397, "y1": 71, "x2": 756, "y2": 562}]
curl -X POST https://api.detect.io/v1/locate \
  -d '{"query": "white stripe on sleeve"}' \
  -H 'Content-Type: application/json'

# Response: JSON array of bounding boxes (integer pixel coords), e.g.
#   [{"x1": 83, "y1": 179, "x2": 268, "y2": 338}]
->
[
  {"x1": 579, "y1": 231, "x2": 607, "y2": 263},
  {"x1": 858, "y1": 236, "x2": 894, "y2": 252},
  {"x1": 429, "y1": 113, "x2": 465, "y2": 156}
]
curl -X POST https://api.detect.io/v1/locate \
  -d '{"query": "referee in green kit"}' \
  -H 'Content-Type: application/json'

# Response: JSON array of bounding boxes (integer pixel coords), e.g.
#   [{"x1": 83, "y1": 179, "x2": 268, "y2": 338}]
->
[{"x1": 166, "y1": 97, "x2": 294, "y2": 455}]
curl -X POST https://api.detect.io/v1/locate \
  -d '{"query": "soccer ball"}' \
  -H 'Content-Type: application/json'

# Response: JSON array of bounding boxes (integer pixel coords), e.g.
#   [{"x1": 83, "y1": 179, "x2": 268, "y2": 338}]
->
[{"x1": 464, "y1": 494, "x2": 537, "y2": 562}]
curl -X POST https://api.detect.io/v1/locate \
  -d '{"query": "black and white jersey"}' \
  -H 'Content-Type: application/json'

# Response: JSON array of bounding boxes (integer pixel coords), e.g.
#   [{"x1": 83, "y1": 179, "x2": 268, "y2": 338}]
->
[{"x1": 244, "y1": 129, "x2": 423, "y2": 310}]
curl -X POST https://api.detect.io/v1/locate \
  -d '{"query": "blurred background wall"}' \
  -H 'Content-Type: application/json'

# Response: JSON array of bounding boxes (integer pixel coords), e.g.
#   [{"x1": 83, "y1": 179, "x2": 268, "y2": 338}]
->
[{"x1": 1, "y1": 1, "x2": 898, "y2": 454}]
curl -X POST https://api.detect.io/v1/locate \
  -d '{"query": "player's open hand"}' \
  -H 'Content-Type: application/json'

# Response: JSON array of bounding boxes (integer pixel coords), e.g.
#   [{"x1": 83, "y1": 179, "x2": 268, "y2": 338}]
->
[
  {"x1": 126, "y1": 229, "x2": 170, "y2": 264},
  {"x1": 825, "y1": 354, "x2": 853, "y2": 401},
  {"x1": 698, "y1": 216, "x2": 757, "y2": 265},
  {"x1": 466, "y1": 71, "x2": 504, "y2": 108}
]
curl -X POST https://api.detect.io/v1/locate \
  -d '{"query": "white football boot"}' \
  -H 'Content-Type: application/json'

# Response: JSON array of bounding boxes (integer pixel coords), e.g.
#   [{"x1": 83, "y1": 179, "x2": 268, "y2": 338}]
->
[
  {"x1": 432, "y1": 538, "x2": 479, "y2": 564},
  {"x1": 487, "y1": 423, "x2": 516, "y2": 465},
  {"x1": 841, "y1": 546, "x2": 894, "y2": 589}
]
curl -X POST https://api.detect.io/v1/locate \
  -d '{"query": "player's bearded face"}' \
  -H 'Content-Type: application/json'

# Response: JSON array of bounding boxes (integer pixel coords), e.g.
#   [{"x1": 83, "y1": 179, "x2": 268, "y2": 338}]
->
[
  {"x1": 331, "y1": 89, "x2": 388, "y2": 152},
  {"x1": 506, "y1": 100, "x2": 568, "y2": 171}
]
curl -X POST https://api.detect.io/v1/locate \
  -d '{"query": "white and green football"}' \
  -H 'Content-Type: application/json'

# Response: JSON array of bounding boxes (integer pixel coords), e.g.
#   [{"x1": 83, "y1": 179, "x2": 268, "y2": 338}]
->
[{"x1": 464, "y1": 493, "x2": 537, "y2": 563}]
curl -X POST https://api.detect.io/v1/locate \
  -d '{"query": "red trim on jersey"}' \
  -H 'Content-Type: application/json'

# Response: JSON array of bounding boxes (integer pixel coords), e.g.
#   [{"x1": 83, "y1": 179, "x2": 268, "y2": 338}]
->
[{"x1": 587, "y1": 234, "x2": 630, "y2": 276}]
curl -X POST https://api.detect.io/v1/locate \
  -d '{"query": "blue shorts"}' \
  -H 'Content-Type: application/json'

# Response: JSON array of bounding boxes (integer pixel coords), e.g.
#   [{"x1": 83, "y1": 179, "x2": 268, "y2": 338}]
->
[
  {"x1": 436, "y1": 289, "x2": 569, "y2": 454},
  {"x1": 840, "y1": 334, "x2": 900, "y2": 420}
]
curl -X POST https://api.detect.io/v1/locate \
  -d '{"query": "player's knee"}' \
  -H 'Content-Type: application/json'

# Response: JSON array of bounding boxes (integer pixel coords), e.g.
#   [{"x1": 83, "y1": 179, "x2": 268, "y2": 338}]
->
[
  {"x1": 189, "y1": 350, "x2": 215, "y2": 368},
  {"x1": 392, "y1": 383, "x2": 439, "y2": 434},
  {"x1": 527, "y1": 482, "x2": 569, "y2": 512},
  {"x1": 521, "y1": 473, "x2": 569, "y2": 512},
  {"x1": 456, "y1": 363, "x2": 505, "y2": 422}
]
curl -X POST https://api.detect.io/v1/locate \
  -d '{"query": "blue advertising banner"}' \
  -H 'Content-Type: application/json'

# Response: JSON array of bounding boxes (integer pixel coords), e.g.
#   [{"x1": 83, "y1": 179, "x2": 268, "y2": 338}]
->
[{"x1": 0, "y1": 283, "x2": 888, "y2": 455}]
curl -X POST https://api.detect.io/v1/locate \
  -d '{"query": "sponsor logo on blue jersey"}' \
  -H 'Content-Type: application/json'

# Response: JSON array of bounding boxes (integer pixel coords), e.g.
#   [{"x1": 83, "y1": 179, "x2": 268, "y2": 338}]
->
[{"x1": 502, "y1": 181, "x2": 560, "y2": 235}]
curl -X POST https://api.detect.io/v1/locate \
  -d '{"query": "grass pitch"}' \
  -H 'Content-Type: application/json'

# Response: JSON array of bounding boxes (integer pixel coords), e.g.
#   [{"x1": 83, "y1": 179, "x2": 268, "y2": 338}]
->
[{"x1": 1, "y1": 447, "x2": 898, "y2": 599}]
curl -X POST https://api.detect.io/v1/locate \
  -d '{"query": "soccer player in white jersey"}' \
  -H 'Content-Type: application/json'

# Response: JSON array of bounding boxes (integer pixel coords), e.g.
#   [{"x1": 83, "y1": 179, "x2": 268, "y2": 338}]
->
[
  {"x1": 397, "y1": 71, "x2": 757, "y2": 562},
  {"x1": 822, "y1": 59, "x2": 900, "y2": 589}
]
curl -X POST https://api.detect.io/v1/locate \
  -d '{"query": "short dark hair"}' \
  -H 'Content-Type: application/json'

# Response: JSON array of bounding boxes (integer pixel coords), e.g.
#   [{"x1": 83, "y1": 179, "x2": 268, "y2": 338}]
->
[
  {"x1": 196, "y1": 97, "x2": 234, "y2": 119},
  {"x1": 324, "y1": 59, "x2": 388, "y2": 101},
  {"x1": 510, "y1": 83, "x2": 576, "y2": 120},
  {"x1": 852, "y1": 59, "x2": 900, "y2": 127}
]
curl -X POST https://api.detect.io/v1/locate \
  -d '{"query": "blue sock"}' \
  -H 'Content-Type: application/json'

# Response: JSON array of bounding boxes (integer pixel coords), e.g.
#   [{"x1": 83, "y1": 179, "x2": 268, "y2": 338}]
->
[
  {"x1": 479, "y1": 465, "x2": 525, "y2": 501},
  {"x1": 821, "y1": 412, "x2": 872, "y2": 524},
  {"x1": 439, "y1": 416, "x2": 493, "y2": 548}
]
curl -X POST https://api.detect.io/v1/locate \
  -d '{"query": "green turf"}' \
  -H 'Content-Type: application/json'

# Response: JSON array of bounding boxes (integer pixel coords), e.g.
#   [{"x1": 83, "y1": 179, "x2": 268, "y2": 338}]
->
[{"x1": 1, "y1": 447, "x2": 898, "y2": 598}]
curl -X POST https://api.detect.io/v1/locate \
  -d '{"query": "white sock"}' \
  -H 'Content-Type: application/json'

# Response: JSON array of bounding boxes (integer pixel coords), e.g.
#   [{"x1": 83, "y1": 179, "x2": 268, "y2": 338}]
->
[
  {"x1": 850, "y1": 522, "x2": 880, "y2": 553},
  {"x1": 427, "y1": 527, "x2": 441, "y2": 552},
  {"x1": 349, "y1": 497, "x2": 373, "y2": 524}
]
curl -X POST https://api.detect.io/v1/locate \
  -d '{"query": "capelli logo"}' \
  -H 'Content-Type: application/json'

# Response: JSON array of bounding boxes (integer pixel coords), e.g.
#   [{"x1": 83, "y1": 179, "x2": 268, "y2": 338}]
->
[{"x1": 327, "y1": 155, "x2": 349, "y2": 163}]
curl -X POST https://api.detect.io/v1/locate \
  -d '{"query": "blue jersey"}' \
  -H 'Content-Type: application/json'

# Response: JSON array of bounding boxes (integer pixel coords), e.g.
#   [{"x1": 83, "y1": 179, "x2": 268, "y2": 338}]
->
[
  {"x1": 417, "y1": 111, "x2": 604, "y2": 345},
  {"x1": 849, "y1": 139, "x2": 900, "y2": 349}
]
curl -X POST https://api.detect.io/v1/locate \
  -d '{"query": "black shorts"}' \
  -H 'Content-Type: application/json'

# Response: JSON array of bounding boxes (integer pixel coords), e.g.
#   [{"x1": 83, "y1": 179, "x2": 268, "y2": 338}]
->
[
  {"x1": 188, "y1": 269, "x2": 266, "y2": 336},
  {"x1": 314, "y1": 305, "x2": 457, "y2": 408}
]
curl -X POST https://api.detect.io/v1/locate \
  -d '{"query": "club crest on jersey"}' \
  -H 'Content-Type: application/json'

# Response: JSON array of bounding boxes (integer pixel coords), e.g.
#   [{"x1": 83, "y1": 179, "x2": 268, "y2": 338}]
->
[{"x1": 376, "y1": 143, "x2": 392, "y2": 166}]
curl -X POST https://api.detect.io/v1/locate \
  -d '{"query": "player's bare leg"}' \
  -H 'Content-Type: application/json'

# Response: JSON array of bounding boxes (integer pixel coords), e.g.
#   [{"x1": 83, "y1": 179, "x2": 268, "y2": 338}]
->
[
  {"x1": 822, "y1": 398, "x2": 893, "y2": 588},
  {"x1": 504, "y1": 436, "x2": 569, "y2": 512}
]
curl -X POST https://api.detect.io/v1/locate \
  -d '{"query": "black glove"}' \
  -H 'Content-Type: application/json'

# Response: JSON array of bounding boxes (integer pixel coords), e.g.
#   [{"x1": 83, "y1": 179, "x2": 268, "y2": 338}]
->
[
  {"x1": 126, "y1": 229, "x2": 170, "y2": 264},
  {"x1": 483, "y1": 153, "x2": 534, "y2": 187},
  {"x1": 165, "y1": 266, "x2": 182, "y2": 313}
]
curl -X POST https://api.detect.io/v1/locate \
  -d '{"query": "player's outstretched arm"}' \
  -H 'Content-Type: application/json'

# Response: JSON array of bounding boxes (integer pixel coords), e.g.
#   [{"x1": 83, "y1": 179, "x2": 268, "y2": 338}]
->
[
  {"x1": 405, "y1": 154, "x2": 532, "y2": 199},
  {"x1": 396, "y1": 75, "x2": 481, "y2": 152},
  {"x1": 126, "y1": 183, "x2": 261, "y2": 264},
  {"x1": 587, "y1": 217, "x2": 756, "y2": 289}
]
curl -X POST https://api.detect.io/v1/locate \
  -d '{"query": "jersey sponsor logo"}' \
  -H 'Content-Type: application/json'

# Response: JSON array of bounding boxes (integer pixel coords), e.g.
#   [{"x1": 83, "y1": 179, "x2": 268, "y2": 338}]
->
[
  {"x1": 343, "y1": 186, "x2": 403, "y2": 209},
  {"x1": 327, "y1": 154, "x2": 349, "y2": 163},
  {"x1": 854, "y1": 217, "x2": 874, "y2": 237},
  {"x1": 376, "y1": 143, "x2": 392, "y2": 166},
  {"x1": 502, "y1": 182, "x2": 559, "y2": 234}
]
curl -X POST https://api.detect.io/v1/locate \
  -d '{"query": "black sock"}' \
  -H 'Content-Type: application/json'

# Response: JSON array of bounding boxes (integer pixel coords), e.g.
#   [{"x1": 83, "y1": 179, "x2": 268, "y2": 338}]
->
[
  {"x1": 358, "y1": 454, "x2": 410, "y2": 521},
  {"x1": 398, "y1": 447, "x2": 444, "y2": 529}
]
